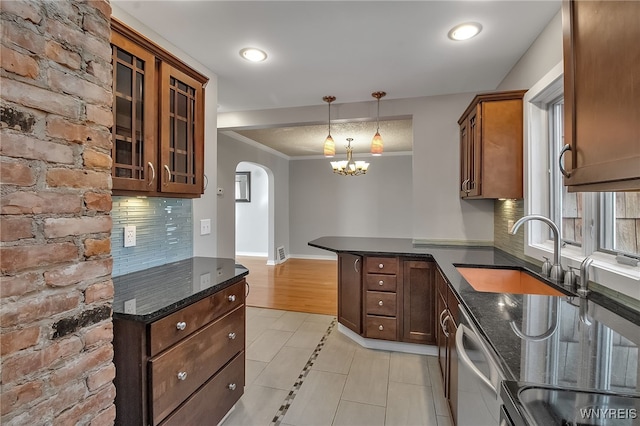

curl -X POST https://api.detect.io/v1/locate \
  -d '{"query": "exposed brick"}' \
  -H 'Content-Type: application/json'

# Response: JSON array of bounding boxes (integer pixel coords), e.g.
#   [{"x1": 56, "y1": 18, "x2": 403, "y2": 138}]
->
[
  {"x1": 44, "y1": 257, "x2": 113, "y2": 287},
  {"x1": 0, "y1": 381, "x2": 44, "y2": 415},
  {"x1": 0, "y1": 160, "x2": 37, "y2": 186},
  {"x1": 47, "y1": 168, "x2": 111, "y2": 190},
  {"x1": 0, "y1": 105, "x2": 36, "y2": 132},
  {"x1": 1, "y1": 21, "x2": 44, "y2": 55},
  {"x1": 83, "y1": 321, "x2": 113, "y2": 348},
  {"x1": 85, "y1": 0, "x2": 112, "y2": 21},
  {"x1": 46, "y1": 115, "x2": 111, "y2": 146},
  {"x1": 45, "y1": 40, "x2": 81, "y2": 70},
  {"x1": 15, "y1": 381, "x2": 86, "y2": 424},
  {"x1": 83, "y1": 148, "x2": 112, "y2": 170},
  {"x1": 1, "y1": 78, "x2": 82, "y2": 119},
  {"x1": 1, "y1": 336, "x2": 83, "y2": 383},
  {"x1": 84, "y1": 280, "x2": 114, "y2": 304},
  {"x1": 44, "y1": 0, "x2": 81, "y2": 26},
  {"x1": 48, "y1": 68, "x2": 112, "y2": 107},
  {"x1": 0, "y1": 45, "x2": 39, "y2": 79},
  {"x1": 86, "y1": 59, "x2": 112, "y2": 87},
  {"x1": 0, "y1": 216, "x2": 33, "y2": 242},
  {"x1": 0, "y1": 272, "x2": 41, "y2": 298},
  {"x1": 0, "y1": 242, "x2": 78, "y2": 274},
  {"x1": 82, "y1": 13, "x2": 111, "y2": 41},
  {"x1": 84, "y1": 192, "x2": 111, "y2": 212},
  {"x1": 52, "y1": 305, "x2": 111, "y2": 338},
  {"x1": 44, "y1": 215, "x2": 112, "y2": 239},
  {"x1": 84, "y1": 238, "x2": 111, "y2": 258},
  {"x1": 86, "y1": 362, "x2": 115, "y2": 391},
  {"x1": 0, "y1": 0, "x2": 43, "y2": 24},
  {"x1": 50, "y1": 344, "x2": 113, "y2": 387},
  {"x1": 55, "y1": 383, "x2": 116, "y2": 426},
  {"x1": 85, "y1": 104, "x2": 113, "y2": 128},
  {"x1": 1, "y1": 292, "x2": 81, "y2": 329},
  {"x1": 1, "y1": 326, "x2": 40, "y2": 356},
  {"x1": 1, "y1": 132, "x2": 73, "y2": 164},
  {"x1": 46, "y1": 18, "x2": 111, "y2": 64},
  {"x1": 90, "y1": 404, "x2": 116, "y2": 426},
  {"x1": 1, "y1": 191, "x2": 82, "y2": 215}
]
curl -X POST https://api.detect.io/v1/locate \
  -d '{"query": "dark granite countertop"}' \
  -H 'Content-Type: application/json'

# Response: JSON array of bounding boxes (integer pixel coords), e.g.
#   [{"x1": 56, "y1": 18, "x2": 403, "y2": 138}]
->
[
  {"x1": 309, "y1": 236, "x2": 640, "y2": 397},
  {"x1": 112, "y1": 257, "x2": 249, "y2": 323}
]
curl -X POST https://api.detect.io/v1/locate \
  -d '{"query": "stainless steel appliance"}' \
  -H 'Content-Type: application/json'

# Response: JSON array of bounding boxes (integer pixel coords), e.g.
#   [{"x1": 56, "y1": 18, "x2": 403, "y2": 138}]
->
[{"x1": 456, "y1": 304, "x2": 506, "y2": 426}]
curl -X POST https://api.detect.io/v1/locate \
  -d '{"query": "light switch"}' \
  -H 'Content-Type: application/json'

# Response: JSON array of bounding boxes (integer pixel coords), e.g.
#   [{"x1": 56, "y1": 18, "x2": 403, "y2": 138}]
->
[{"x1": 200, "y1": 219, "x2": 211, "y2": 235}]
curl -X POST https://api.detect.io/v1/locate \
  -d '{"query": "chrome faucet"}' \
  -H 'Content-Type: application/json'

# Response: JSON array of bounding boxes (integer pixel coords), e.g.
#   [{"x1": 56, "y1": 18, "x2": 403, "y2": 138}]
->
[
  {"x1": 578, "y1": 256, "x2": 593, "y2": 297},
  {"x1": 509, "y1": 214, "x2": 564, "y2": 281}
]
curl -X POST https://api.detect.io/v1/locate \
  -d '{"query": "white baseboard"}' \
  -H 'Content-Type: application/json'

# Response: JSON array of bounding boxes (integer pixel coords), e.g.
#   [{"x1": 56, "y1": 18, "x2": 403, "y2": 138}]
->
[
  {"x1": 337, "y1": 324, "x2": 438, "y2": 356},
  {"x1": 289, "y1": 253, "x2": 337, "y2": 261},
  {"x1": 236, "y1": 251, "x2": 268, "y2": 257}
]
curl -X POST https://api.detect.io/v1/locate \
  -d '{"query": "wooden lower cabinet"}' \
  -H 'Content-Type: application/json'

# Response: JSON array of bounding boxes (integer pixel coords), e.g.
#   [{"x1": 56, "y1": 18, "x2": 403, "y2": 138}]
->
[
  {"x1": 435, "y1": 267, "x2": 459, "y2": 424},
  {"x1": 336, "y1": 254, "x2": 436, "y2": 345},
  {"x1": 114, "y1": 279, "x2": 246, "y2": 425}
]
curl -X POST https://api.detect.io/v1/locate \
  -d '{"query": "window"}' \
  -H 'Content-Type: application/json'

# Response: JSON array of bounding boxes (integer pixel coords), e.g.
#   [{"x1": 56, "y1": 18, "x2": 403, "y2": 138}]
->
[{"x1": 524, "y1": 62, "x2": 638, "y2": 297}]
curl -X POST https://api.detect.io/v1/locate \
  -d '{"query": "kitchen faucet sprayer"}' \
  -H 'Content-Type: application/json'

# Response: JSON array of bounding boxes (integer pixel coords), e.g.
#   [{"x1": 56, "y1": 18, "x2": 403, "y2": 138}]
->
[{"x1": 509, "y1": 215, "x2": 564, "y2": 281}]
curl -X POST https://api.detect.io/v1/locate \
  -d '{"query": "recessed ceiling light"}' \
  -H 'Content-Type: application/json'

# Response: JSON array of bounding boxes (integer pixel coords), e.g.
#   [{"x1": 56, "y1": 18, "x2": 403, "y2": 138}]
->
[
  {"x1": 239, "y1": 47, "x2": 267, "y2": 62},
  {"x1": 448, "y1": 23, "x2": 482, "y2": 41}
]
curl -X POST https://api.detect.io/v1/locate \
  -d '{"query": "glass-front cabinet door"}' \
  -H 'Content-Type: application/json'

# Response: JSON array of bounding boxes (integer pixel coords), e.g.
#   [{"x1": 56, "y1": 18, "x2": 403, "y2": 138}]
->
[
  {"x1": 159, "y1": 63, "x2": 204, "y2": 195},
  {"x1": 111, "y1": 32, "x2": 157, "y2": 192}
]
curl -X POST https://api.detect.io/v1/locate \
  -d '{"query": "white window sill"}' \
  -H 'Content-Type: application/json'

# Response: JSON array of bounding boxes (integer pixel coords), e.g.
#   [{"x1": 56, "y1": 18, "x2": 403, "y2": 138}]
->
[{"x1": 525, "y1": 241, "x2": 640, "y2": 299}]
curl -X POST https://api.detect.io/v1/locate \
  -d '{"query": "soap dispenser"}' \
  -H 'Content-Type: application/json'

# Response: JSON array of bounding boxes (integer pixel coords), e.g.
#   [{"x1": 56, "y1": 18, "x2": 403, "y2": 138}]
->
[{"x1": 541, "y1": 256, "x2": 552, "y2": 277}]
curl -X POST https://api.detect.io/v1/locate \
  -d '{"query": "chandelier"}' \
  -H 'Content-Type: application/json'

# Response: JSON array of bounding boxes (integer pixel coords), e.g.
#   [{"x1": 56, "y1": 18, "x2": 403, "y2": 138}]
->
[{"x1": 330, "y1": 138, "x2": 370, "y2": 176}]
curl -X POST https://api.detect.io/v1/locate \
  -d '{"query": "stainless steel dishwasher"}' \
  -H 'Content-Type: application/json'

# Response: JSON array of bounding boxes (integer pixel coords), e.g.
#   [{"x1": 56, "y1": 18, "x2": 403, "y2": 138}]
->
[{"x1": 456, "y1": 304, "x2": 506, "y2": 426}]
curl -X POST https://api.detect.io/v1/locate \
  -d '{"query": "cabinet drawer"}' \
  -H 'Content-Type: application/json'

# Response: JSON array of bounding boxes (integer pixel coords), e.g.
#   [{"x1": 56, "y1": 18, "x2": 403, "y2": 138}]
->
[
  {"x1": 149, "y1": 280, "x2": 245, "y2": 356},
  {"x1": 365, "y1": 315, "x2": 397, "y2": 340},
  {"x1": 160, "y1": 351, "x2": 245, "y2": 426},
  {"x1": 366, "y1": 291, "x2": 396, "y2": 316},
  {"x1": 149, "y1": 306, "x2": 245, "y2": 425},
  {"x1": 365, "y1": 257, "x2": 398, "y2": 274},
  {"x1": 366, "y1": 274, "x2": 397, "y2": 292}
]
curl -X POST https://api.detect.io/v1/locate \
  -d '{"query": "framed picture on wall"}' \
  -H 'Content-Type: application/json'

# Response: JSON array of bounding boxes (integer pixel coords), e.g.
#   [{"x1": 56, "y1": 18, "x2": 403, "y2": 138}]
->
[{"x1": 235, "y1": 172, "x2": 251, "y2": 202}]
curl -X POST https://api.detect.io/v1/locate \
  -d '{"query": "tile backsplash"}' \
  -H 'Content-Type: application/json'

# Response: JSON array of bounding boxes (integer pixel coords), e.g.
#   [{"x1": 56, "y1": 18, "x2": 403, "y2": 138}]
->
[{"x1": 111, "y1": 196, "x2": 193, "y2": 276}]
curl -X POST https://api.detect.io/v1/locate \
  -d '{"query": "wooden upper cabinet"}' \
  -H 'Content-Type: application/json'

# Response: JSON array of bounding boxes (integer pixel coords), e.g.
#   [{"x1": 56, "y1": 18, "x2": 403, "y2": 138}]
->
[
  {"x1": 458, "y1": 90, "x2": 526, "y2": 199},
  {"x1": 562, "y1": 0, "x2": 640, "y2": 191},
  {"x1": 159, "y1": 64, "x2": 205, "y2": 194},
  {"x1": 111, "y1": 32, "x2": 157, "y2": 192},
  {"x1": 110, "y1": 19, "x2": 208, "y2": 197}
]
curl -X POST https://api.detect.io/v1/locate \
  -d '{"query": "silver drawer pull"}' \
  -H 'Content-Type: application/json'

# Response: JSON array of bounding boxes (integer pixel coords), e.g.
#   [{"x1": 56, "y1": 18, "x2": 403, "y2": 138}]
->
[
  {"x1": 228, "y1": 383, "x2": 237, "y2": 391},
  {"x1": 378, "y1": 263, "x2": 384, "y2": 269},
  {"x1": 378, "y1": 300, "x2": 384, "y2": 306},
  {"x1": 228, "y1": 294, "x2": 236, "y2": 302},
  {"x1": 176, "y1": 321, "x2": 187, "y2": 331},
  {"x1": 378, "y1": 325, "x2": 384, "y2": 331},
  {"x1": 228, "y1": 332, "x2": 237, "y2": 340},
  {"x1": 378, "y1": 280, "x2": 384, "y2": 286},
  {"x1": 177, "y1": 371, "x2": 187, "y2": 381}
]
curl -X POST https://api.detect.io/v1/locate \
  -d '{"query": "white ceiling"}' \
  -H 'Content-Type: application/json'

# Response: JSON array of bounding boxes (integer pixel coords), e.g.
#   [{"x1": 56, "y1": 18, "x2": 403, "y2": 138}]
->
[{"x1": 113, "y1": 1, "x2": 561, "y2": 156}]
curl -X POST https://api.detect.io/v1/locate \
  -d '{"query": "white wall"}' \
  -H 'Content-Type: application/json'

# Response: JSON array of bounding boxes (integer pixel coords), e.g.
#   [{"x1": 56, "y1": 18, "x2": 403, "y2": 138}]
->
[
  {"x1": 217, "y1": 132, "x2": 290, "y2": 262},
  {"x1": 219, "y1": 93, "x2": 496, "y2": 251},
  {"x1": 111, "y1": 5, "x2": 220, "y2": 258},
  {"x1": 236, "y1": 162, "x2": 268, "y2": 256},
  {"x1": 290, "y1": 155, "x2": 413, "y2": 258}
]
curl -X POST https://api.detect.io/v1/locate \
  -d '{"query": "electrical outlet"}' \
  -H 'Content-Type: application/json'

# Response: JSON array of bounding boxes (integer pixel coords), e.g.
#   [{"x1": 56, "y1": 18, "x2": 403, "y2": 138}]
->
[
  {"x1": 200, "y1": 219, "x2": 211, "y2": 235},
  {"x1": 124, "y1": 225, "x2": 136, "y2": 247},
  {"x1": 124, "y1": 298, "x2": 136, "y2": 314},
  {"x1": 200, "y1": 272, "x2": 211, "y2": 289}
]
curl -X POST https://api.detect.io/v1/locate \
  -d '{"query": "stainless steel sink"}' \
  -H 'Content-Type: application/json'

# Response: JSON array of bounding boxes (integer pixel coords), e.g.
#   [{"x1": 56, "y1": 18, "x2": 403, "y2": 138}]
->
[{"x1": 517, "y1": 385, "x2": 640, "y2": 426}]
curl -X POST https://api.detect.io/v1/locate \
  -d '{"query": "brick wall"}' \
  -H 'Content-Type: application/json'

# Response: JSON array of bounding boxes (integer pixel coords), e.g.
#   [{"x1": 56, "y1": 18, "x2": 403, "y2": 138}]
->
[{"x1": 1, "y1": 1, "x2": 115, "y2": 424}]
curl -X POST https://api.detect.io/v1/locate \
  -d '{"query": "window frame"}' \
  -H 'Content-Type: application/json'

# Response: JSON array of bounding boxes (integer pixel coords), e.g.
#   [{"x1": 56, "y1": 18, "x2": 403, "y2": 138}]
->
[{"x1": 523, "y1": 62, "x2": 639, "y2": 298}]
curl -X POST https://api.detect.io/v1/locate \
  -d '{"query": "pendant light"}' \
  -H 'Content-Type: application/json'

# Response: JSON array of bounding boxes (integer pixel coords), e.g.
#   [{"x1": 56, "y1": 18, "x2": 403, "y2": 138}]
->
[
  {"x1": 322, "y1": 96, "x2": 336, "y2": 157},
  {"x1": 370, "y1": 91, "x2": 386, "y2": 156}
]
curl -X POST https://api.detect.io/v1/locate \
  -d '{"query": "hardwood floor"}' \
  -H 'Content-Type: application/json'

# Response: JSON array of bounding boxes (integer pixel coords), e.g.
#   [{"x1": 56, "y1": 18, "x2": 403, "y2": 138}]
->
[{"x1": 237, "y1": 256, "x2": 337, "y2": 316}]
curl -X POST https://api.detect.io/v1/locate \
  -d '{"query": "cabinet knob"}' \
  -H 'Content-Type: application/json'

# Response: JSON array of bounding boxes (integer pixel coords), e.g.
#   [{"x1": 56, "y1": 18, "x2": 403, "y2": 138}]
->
[
  {"x1": 177, "y1": 371, "x2": 188, "y2": 381},
  {"x1": 176, "y1": 321, "x2": 187, "y2": 331},
  {"x1": 378, "y1": 325, "x2": 384, "y2": 331},
  {"x1": 228, "y1": 294, "x2": 236, "y2": 302},
  {"x1": 227, "y1": 383, "x2": 237, "y2": 391},
  {"x1": 378, "y1": 280, "x2": 384, "y2": 286},
  {"x1": 378, "y1": 300, "x2": 384, "y2": 306},
  {"x1": 378, "y1": 263, "x2": 384, "y2": 269},
  {"x1": 228, "y1": 332, "x2": 237, "y2": 340}
]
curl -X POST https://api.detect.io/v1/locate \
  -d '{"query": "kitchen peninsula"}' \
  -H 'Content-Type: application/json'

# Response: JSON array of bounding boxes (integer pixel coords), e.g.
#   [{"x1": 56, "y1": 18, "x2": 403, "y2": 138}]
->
[
  {"x1": 112, "y1": 258, "x2": 248, "y2": 425},
  {"x1": 309, "y1": 236, "x2": 640, "y2": 425}
]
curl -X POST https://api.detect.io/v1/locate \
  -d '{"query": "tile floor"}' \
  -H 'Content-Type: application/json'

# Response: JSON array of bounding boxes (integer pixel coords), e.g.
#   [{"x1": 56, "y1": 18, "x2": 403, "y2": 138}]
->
[{"x1": 222, "y1": 307, "x2": 453, "y2": 426}]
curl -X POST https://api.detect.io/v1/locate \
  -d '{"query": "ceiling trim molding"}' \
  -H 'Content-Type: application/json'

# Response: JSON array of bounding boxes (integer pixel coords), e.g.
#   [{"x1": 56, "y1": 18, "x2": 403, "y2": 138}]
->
[
  {"x1": 221, "y1": 131, "x2": 291, "y2": 160},
  {"x1": 290, "y1": 151, "x2": 414, "y2": 161}
]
